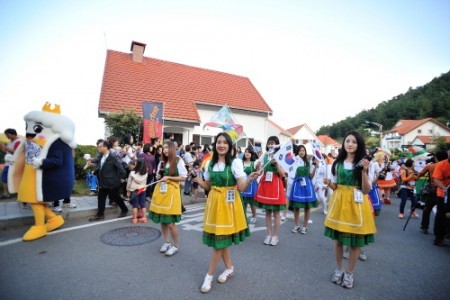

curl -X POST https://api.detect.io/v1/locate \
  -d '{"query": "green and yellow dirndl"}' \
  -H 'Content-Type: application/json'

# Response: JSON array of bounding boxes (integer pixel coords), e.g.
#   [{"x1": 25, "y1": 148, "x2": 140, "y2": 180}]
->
[
  {"x1": 148, "y1": 166, "x2": 182, "y2": 224},
  {"x1": 324, "y1": 164, "x2": 377, "y2": 247},
  {"x1": 203, "y1": 163, "x2": 250, "y2": 249}
]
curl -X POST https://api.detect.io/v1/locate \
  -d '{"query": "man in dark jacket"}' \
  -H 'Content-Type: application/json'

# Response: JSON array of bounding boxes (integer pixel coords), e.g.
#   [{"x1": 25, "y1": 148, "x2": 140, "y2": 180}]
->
[{"x1": 89, "y1": 140, "x2": 128, "y2": 221}]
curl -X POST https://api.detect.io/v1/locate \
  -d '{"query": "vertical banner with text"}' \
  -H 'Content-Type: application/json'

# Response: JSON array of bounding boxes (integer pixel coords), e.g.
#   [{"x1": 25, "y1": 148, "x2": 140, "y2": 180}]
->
[{"x1": 142, "y1": 102, "x2": 163, "y2": 144}]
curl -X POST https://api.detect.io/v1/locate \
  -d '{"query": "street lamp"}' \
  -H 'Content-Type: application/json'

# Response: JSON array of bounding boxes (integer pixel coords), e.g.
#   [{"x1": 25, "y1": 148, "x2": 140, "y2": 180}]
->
[{"x1": 365, "y1": 120, "x2": 383, "y2": 148}]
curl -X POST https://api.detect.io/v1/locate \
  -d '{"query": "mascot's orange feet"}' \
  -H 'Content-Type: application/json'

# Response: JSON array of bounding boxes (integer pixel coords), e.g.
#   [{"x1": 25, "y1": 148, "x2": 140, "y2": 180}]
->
[
  {"x1": 23, "y1": 225, "x2": 47, "y2": 241},
  {"x1": 46, "y1": 215, "x2": 64, "y2": 232}
]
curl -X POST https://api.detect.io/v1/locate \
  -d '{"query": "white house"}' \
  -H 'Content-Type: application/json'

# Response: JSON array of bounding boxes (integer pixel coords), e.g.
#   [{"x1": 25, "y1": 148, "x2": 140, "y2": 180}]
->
[{"x1": 383, "y1": 118, "x2": 450, "y2": 151}]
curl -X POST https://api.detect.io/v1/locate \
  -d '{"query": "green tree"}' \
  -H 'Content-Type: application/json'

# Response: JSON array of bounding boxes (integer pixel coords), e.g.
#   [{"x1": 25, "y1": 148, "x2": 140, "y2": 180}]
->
[{"x1": 104, "y1": 110, "x2": 143, "y2": 141}]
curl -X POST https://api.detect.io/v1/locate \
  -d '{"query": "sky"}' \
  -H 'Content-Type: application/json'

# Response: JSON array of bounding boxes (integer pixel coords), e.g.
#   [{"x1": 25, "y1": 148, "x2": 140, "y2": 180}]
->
[{"x1": 1, "y1": 0, "x2": 450, "y2": 145}]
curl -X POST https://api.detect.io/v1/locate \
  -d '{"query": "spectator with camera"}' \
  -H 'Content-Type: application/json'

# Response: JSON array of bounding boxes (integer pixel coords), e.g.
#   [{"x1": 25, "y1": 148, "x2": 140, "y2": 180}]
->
[
  {"x1": 432, "y1": 148, "x2": 450, "y2": 246},
  {"x1": 398, "y1": 159, "x2": 419, "y2": 219},
  {"x1": 417, "y1": 150, "x2": 448, "y2": 234}
]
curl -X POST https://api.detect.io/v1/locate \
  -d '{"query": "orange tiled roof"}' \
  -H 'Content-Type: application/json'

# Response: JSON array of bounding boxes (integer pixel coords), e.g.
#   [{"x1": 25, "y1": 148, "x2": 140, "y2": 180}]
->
[
  {"x1": 267, "y1": 119, "x2": 292, "y2": 136},
  {"x1": 317, "y1": 135, "x2": 340, "y2": 146},
  {"x1": 99, "y1": 50, "x2": 272, "y2": 122},
  {"x1": 387, "y1": 118, "x2": 436, "y2": 134},
  {"x1": 416, "y1": 135, "x2": 450, "y2": 144}
]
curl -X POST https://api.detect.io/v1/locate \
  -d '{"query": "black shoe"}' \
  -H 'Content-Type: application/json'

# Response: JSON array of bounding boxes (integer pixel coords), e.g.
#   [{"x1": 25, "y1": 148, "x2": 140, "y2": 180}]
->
[
  {"x1": 118, "y1": 211, "x2": 128, "y2": 218},
  {"x1": 89, "y1": 215, "x2": 105, "y2": 221},
  {"x1": 420, "y1": 228, "x2": 428, "y2": 234},
  {"x1": 183, "y1": 192, "x2": 190, "y2": 195}
]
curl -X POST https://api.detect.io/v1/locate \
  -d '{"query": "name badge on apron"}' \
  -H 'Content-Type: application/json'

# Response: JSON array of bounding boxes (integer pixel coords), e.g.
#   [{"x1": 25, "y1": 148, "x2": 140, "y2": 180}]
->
[
  {"x1": 265, "y1": 171, "x2": 273, "y2": 182},
  {"x1": 226, "y1": 190, "x2": 235, "y2": 203},
  {"x1": 160, "y1": 182, "x2": 168, "y2": 193},
  {"x1": 354, "y1": 189, "x2": 363, "y2": 203},
  {"x1": 300, "y1": 177, "x2": 307, "y2": 186}
]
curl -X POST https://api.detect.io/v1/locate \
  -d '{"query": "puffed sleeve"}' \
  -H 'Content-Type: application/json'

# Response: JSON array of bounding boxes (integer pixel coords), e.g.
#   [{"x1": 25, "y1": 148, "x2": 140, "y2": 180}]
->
[
  {"x1": 177, "y1": 156, "x2": 188, "y2": 178},
  {"x1": 232, "y1": 159, "x2": 246, "y2": 179},
  {"x1": 203, "y1": 160, "x2": 211, "y2": 181}
]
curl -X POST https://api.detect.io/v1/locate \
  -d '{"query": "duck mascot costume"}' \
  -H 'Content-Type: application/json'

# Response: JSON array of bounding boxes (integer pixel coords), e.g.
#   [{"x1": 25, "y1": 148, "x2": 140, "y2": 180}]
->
[{"x1": 8, "y1": 102, "x2": 76, "y2": 241}]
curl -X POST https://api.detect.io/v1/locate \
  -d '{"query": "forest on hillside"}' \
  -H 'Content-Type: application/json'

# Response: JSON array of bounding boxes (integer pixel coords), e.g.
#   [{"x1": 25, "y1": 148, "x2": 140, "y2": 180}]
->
[{"x1": 316, "y1": 70, "x2": 450, "y2": 140}]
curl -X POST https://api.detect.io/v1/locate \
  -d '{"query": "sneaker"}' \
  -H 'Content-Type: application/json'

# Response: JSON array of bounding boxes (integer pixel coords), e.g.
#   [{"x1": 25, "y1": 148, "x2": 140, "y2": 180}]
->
[
  {"x1": 160, "y1": 242, "x2": 171, "y2": 253},
  {"x1": 359, "y1": 249, "x2": 367, "y2": 261},
  {"x1": 263, "y1": 236, "x2": 271, "y2": 245},
  {"x1": 292, "y1": 225, "x2": 301, "y2": 233},
  {"x1": 323, "y1": 210, "x2": 328, "y2": 215},
  {"x1": 341, "y1": 272, "x2": 354, "y2": 289},
  {"x1": 218, "y1": 266, "x2": 234, "y2": 283},
  {"x1": 331, "y1": 269, "x2": 344, "y2": 285},
  {"x1": 165, "y1": 245, "x2": 179, "y2": 256},
  {"x1": 52, "y1": 206, "x2": 62, "y2": 212},
  {"x1": 384, "y1": 198, "x2": 392, "y2": 205},
  {"x1": 411, "y1": 211, "x2": 420, "y2": 218},
  {"x1": 308, "y1": 219, "x2": 313, "y2": 224},
  {"x1": 420, "y1": 228, "x2": 428, "y2": 234},
  {"x1": 300, "y1": 226, "x2": 307, "y2": 234},
  {"x1": 343, "y1": 248, "x2": 349, "y2": 259},
  {"x1": 22, "y1": 204, "x2": 32, "y2": 210},
  {"x1": 398, "y1": 213, "x2": 405, "y2": 219},
  {"x1": 270, "y1": 236, "x2": 279, "y2": 246},
  {"x1": 281, "y1": 216, "x2": 286, "y2": 221},
  {"x1": 63, "y1": 203, "x2": 77, "y2": 208},
  {"x1": 200, "y1": 274, "x2": 213, "y2": 293},
  {"x1": 250, "y1": 217, "x2": 257, "y2": 224}
]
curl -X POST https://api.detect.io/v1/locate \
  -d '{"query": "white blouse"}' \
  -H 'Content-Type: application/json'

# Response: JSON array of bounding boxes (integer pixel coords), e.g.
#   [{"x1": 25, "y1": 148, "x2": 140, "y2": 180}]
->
[
  {"x1": 156, "y1": 156, "x2": 188, "y2": 178},
  {"x1": 203, "y1": 159, "x2": 246, "y2": 181}
]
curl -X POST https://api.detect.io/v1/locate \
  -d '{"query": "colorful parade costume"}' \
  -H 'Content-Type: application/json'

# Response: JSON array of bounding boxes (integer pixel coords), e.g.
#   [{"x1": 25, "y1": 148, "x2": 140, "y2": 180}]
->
[
  {"x1": 324, "y1": 162, "x2": 376, "y2": 246},
  {"x1": 254, "y1": 156, "x2": 286, "y2": 211},
  {"x1": 203, "y1": 160, "x2": 250, "y2": 249},
  {"x1": 8, "y1": 103, "x2": 76, "y2": 241},
  {"x1": 148, "y1": 158, "x2": 186, "y2": 224},
  {"x1": 289, "y1": 162, "x2": 318, "y2": 209},
  {"x1": 241, "y1": 161, "x2": 258, "y2": 206}
]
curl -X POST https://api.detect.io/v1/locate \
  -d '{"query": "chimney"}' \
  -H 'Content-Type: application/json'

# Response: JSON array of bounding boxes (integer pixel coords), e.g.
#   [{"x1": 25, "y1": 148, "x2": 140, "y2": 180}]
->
[{"x1": 130, "y1": 41, "x2": 146, "y2": 63}]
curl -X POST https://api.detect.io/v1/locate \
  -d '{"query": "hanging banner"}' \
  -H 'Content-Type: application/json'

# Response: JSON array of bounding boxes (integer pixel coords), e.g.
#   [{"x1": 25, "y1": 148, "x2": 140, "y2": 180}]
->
[{"x1": 142, "y1": 102, "x2": 163, "y2": 143}]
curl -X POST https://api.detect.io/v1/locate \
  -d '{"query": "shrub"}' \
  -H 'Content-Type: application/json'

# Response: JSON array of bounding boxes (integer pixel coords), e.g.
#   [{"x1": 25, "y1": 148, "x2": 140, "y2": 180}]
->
[{"x1": 74, "y1": 145, "x2": 98, "y2": 180}]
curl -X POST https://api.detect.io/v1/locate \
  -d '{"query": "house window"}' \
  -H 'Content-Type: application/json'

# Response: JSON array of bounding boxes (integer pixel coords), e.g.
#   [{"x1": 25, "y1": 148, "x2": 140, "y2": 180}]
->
[
  {"x1": 200, "y1": 135, "x2": 214, "y2": 146},
  {"x1": 417, "y1": 129, "x2": 422, "y2": 134},
  {"x1": 428, "y1": 129, "x2": 433, "y2": 134}
]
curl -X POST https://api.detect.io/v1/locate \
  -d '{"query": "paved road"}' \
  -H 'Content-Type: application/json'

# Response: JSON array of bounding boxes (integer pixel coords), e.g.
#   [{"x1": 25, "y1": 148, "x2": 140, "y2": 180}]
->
[{"x1": 0, "y1": 196, "x2": 449, "y2": 300}]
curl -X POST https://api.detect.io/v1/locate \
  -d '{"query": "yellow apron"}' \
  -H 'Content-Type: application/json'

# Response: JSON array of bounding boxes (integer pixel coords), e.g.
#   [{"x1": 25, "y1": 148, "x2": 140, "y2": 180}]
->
[
  {"x1": 324, "y1": 185, "x2": 377, "y2": 235},
  {"x1": 150, "y1": 181, "x2": 182, "y2": 215},
  {"x1": 203, "y1": 186, "x2": 248, "y2": 236}
]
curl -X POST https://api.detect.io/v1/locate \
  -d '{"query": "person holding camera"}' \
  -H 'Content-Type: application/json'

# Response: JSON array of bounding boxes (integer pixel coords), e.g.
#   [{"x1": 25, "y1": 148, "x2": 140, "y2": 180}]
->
[
  {"x1": 323, "y1": 131, "x2": 376, "y2": 289},
  {"x1": 417, "y1": 150, "x2": 448, "y2": 234},
  {"x1": 398, "y1": 159, "x2": 419, "y2": 219},
  {"x1": 432, "y1": 148, "x2": 450, "y2": 246}
]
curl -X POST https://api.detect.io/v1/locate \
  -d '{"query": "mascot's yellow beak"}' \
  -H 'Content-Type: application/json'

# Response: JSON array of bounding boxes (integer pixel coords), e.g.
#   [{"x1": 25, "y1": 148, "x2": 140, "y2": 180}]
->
[{"x1": 33, "y1": 138, "x2": 47, "y2": 148}]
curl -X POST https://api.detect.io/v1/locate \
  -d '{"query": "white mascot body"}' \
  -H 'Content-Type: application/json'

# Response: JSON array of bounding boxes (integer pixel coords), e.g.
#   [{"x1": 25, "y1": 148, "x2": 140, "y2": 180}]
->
[{"x1": 8, "y1": 102, "x2": 76, "y2": 241}]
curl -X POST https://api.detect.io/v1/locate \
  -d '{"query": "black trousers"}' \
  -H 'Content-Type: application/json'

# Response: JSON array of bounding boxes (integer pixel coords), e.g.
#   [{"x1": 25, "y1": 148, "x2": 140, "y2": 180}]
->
[
  {"x1": 421, "y1": 193, "x2": 437, "y2": 230},
  {"x1": 97, "y1": 187, "x2": 128, "y2": 216},
  {"x1": 434, "y1": 196, "x2": 449, "y2": 241}
]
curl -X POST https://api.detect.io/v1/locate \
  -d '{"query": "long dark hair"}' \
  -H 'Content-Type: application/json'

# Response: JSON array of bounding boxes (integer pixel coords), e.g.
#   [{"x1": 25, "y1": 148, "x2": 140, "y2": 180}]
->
[
  {"x1": 244, "y1": 146, "x2": 258, "y2": 162},
  {"x1": 211, "y1": 132, "x2": 233, "y2": 166},
  {"x1": 134, "y1": 158, "x2": 148, "y2": 175},
  {"x1": 332, "y1": 131, "x2": 366, "y2": 185},
  {"x1": 162, "y1": 141, "x2": 178, "y2": 176},
  {"x1": 296, "y1": 144, "x2": 309, "y2": 167}
]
